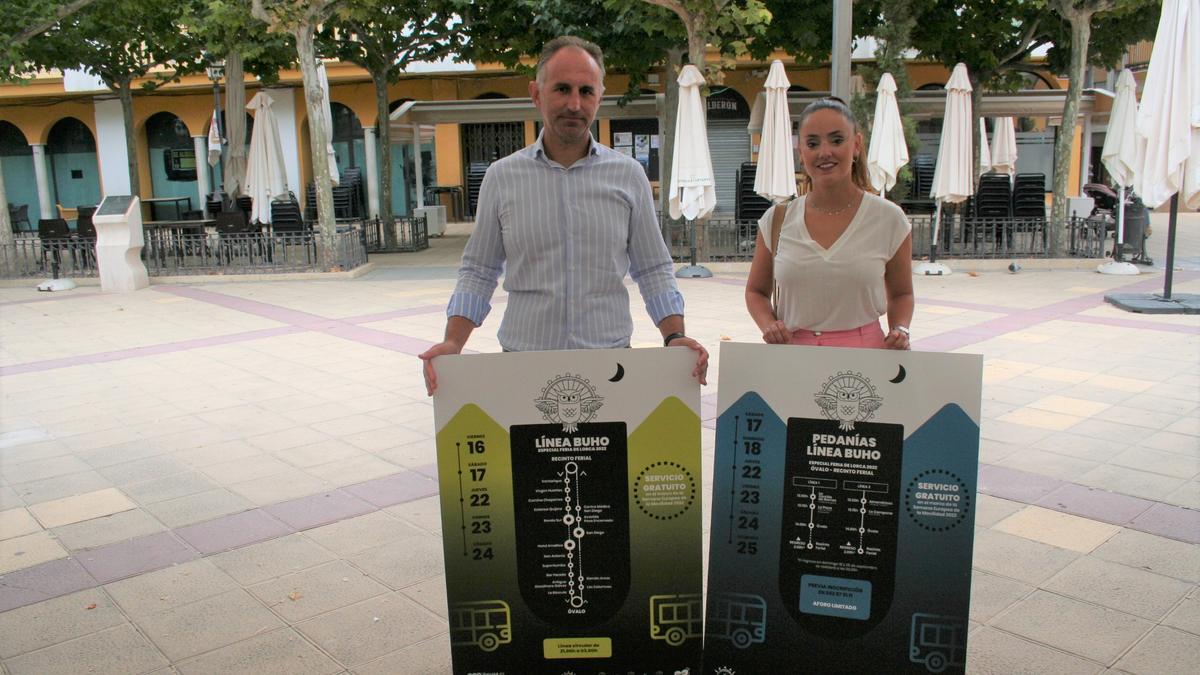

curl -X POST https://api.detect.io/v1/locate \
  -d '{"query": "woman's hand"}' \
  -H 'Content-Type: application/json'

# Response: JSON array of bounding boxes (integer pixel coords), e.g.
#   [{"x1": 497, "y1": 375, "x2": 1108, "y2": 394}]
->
[
  {"x1": 762, "y1": 320, "x2": 791, "y2": 344},
  {"x1": 883, "y1": 328, "x2": 911, "y2": 350}
]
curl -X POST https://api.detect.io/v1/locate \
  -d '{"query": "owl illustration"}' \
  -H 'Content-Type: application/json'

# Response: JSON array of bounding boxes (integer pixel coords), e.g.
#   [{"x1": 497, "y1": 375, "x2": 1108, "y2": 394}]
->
[
  {"x1": 815, "y1": 372, "x2": 882, "y2": 431},
  {"x1": 535, "y1": 375, "x2": 603, "y2": 433}
]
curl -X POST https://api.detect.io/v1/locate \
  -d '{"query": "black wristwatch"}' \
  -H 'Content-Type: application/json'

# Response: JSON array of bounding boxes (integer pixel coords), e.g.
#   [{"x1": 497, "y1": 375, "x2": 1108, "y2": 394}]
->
[{"x1": 663, "y1": 332, "x2": 687, "y2": 347}]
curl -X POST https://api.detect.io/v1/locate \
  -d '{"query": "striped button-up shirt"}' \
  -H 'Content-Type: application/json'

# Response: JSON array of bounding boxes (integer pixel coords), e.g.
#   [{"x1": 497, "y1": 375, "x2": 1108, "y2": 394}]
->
[{"x1": 447, "y1": 134, "x2": 684, "y2": 351}]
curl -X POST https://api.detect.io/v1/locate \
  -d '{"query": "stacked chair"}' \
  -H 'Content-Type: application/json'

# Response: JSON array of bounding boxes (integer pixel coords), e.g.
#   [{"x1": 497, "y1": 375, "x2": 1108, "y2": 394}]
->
[
  {"x1": 75, "y1": 206, "x2": 97, "y2": 238},
  {"x1": 1012, "y1": 173, "x2": 1047, "y2": 250},
  {"x1": 734, "y1": 162, "x2": 772, "y2": 223},
  {"x1": 8, "y1": 204, "x2": 30, "y2": 233},
  {"x1": 904, "y1": 155, "x2": 937, "y2": 214},
  {"x1": 205, "y1": 192, "x2": 226, "y2": 218},
  {"x1": 1012, "y1": 174, "x2": 1046, "y2": 217},
  {"x1": 269, "y1": 192, "x2": 315, "y2": 264},
  {"x1": 465, "y1": 162, "x2": 489, "y2": 218},
  {"x1": 270, "y1": 193, "x2": 305, "y2": 233},
  {"x1": 306, "y1": 170, "x2": 366, "y2": 220},
  {"x1": 334, "y1": 167, "x2": 365, "y2": 219},
  {"x1": 969, "y1": 174, "x2": 1013, "y2": 248}
]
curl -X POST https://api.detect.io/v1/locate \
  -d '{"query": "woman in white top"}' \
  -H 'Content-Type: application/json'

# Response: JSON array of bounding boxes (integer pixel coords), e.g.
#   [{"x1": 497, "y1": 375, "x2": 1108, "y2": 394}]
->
[{"x1": 746, "y1": 97, "x2": 914, "y2": 350}]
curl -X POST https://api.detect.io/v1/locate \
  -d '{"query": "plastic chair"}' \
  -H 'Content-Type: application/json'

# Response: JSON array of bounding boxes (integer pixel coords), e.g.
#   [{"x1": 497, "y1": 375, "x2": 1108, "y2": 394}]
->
[{"x1": 8, "y1": 204, "x2": 30, "y2": 232}]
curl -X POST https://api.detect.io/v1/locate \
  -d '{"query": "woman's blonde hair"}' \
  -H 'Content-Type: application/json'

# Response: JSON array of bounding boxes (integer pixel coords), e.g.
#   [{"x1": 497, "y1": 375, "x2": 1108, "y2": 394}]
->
[{"x1": 798, "y1": 97, "x2": 872, "y2": 192}]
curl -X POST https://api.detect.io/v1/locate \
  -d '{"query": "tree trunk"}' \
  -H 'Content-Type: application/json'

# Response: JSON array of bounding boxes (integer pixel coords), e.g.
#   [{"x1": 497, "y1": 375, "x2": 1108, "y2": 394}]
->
[
  {"x1": 0, "y1": 158, "x2": 14, "y2": 276},
  {"x1": 118, "y1": 81, "x2": 140, "y2": 199},
  {"x1": 1050, "y1": 12, "x2": 1091, "y2": 256},
  {"x1": 294, "y1": 24, "x2": 337, "y2": 266},
  {"x1": 659, "y1": 48, "x2": 683, "y2": 217},
  {"x1": 970, "y1": 73, "x2": 984, "y2": 184},
  {"x1": 373, "y1": 69, "x2": 395, "y2": 248},
  {"x1": 224, "y1": 51, "x2": 247, "y2": 198}
]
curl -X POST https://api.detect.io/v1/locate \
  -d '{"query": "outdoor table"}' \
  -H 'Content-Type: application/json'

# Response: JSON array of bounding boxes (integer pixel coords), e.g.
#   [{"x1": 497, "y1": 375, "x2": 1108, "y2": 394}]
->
[
  {"x1": 143, "y1": 219, "x2": 215, "y2": 267},
  {"x1": 143, "y1": 196, "x2": 194, "y2": 222}
]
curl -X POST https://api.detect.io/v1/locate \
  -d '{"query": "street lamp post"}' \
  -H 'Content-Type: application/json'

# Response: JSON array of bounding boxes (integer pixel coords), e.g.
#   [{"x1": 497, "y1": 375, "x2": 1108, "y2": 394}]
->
[{"x1": 206, "y1": 59, "x2": 226, "y2": 193}]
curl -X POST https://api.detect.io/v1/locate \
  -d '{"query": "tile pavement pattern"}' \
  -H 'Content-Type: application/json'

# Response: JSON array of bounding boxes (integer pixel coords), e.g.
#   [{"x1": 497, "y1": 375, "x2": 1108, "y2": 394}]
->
[{"x1": 0, "y1": 221, "x2": 1198, "y2": 674}]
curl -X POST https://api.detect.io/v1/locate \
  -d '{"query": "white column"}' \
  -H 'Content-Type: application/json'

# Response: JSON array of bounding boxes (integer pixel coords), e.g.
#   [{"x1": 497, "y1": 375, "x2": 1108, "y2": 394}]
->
[
  {"x1": 31, "y1": 144, "x2": 53, "y2": 219},
  {"x1": 363, "y1": 127, "x2": 380, "y2": 219},
  {"x1": 831, "y1": 0, "x2": 853, "y2": 100},
  {"x1": 93, "y1": 98, "x2": 130, "y2": 195},
  {"x1": 412, "y1": 123, "x2": 424, "y2": 208},
  {"x1": 193, "y1": 136, "x2": 211, "y2": 218}
]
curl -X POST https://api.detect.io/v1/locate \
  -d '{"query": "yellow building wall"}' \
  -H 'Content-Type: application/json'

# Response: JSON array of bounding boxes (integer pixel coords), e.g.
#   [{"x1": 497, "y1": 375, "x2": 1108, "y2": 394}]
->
[
  {"x1": 0, "y1": 99, "x2": 97, "y2": 146},
  {"x1": 435, "y1": 123, "x2": 461, "y2": 188}
]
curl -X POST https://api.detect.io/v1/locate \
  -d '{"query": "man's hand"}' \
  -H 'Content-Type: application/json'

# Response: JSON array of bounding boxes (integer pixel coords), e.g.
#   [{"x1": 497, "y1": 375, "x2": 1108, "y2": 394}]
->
[
  {"x1": 419, "y1": 341, "x2": 464, "y2": 395},
  {"x1": 666, "y1": 336, "x2": 709, "y2": 385},
  {"x1": 761, "y1": 319, "x2": 791, "y2": 344}
]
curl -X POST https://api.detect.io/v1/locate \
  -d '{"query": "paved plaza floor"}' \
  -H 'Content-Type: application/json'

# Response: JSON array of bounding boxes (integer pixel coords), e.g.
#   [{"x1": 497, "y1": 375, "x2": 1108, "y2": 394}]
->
[{"x1": 0, "y1": 215, "x2": 1197, "y2": 674}]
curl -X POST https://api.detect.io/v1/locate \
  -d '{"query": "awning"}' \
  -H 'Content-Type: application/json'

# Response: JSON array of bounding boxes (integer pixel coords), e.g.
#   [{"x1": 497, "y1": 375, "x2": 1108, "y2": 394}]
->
[
  {"x1": 748, "y1": 89, "x2": 1098, "y2": 133},
  {"x1": 388, "y1": 94, "x2": 661, "y2": 128}
]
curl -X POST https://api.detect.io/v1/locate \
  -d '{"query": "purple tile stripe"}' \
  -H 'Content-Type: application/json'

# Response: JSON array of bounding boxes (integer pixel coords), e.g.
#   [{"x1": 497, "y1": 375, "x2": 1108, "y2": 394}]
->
[
  {"x1": 156, "y1": 285, "x2": 439, "y2": 356},
  {"x1": 978, "y1": 464, "x2": 1063, "y2": 503},
  {"x1": 0, "y1": 326, "x2": 304, "y2": 377},
  {"x1": 0, "y1": 469, "x2": 444, "y2": 613},
  {"x1": 916, "y1": 272, "x2": 1200, "y2": 352},
  {"x1": 176, "y1": 509, "x2": 293, "y2": 555},
  {"x1": 343, "y1": 471, "x2": 439, "y2": 508},
  {"x1": 0, "y1": 557, "x2": 96, "y2": 613},
  {"x1": 76, "y1": 531, "x2": 199, "y2": 585},
  {"x1": 981, "y1": 463, "x2": 1199, "y2": 542},
  {"x1": 264, "y1": 489, "x2": 375, "y2": 531},
  {"x1": 412, "y1": 462, "x2": 438, "y2": 480},
  {"x1": 1035, "y1": 483, "x2": 1156, "y2": 526},
  {"x1": 343, "y1": 295, "x2": 508, "y2": 326},
  {"x1": 1131, "y1": 503, "x2": 1200, "y2": 545}
]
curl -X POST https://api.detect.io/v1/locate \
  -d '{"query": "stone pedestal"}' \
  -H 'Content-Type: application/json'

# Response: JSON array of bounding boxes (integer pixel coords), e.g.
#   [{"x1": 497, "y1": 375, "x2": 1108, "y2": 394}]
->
[{"x1": 94, "y1": 195, "x2": 149, "y2": 292}]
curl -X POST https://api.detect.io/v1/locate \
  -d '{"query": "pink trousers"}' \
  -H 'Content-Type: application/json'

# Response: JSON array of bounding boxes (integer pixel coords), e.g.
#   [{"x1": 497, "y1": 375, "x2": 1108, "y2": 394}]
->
[{"x1": 789, "y1": 322, "x2": 886, "y2": 349}]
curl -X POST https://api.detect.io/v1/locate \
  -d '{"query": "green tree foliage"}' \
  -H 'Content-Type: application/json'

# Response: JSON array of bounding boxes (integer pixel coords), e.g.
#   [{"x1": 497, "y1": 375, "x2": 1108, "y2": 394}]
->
[
  {"x1": 852, "y1": 0, "x2": 920, "y2": 202},
  {"x1": 320, "y1": 0, "x2": 465, "y2": 234},
  {"x1": 753, "y1": 0, "x2": 882, "y2": 65},
  {"x1": 0, "y1": 0, "x2": 99, "y2": 75},
  {"x1": 189, "y1": 0, "x2": 295, "y2": 198},
  {"x1": 250, "y1": 0, "x2": 340, "y2": 256},
  {"x1": 16, "y1": 0, "x2": 206, "y2": 198},
  {"x1": 1043, "y1": 0, "x2": 1157, "y2": 253}
]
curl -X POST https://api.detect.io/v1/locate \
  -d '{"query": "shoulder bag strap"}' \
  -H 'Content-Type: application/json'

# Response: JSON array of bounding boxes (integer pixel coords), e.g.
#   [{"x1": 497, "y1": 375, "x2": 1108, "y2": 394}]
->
[{"x1": 769, "y1": 199, "x2": 792, "y2": 314}]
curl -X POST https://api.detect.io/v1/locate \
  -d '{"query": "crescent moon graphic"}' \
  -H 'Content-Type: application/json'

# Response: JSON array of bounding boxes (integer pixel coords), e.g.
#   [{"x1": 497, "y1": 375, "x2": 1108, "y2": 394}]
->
[
  {"x1": 609, "y1": 363, "x2": 625, "y2": 382},
  {"x1": 889, "y1": 365, "x2": 906, "y2": 384}
]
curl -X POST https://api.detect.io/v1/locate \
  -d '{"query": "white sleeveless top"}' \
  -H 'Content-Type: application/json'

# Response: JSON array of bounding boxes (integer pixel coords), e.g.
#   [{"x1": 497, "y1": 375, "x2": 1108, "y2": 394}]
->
[{"x1": 758, "y1": 193, "x2": 911, "y2": 331}]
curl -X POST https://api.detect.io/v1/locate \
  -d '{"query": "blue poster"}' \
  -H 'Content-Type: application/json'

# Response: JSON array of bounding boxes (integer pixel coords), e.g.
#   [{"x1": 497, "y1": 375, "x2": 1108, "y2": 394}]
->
[{"x1": 704, "y1": 343, "x2": 982, "y2": 674}]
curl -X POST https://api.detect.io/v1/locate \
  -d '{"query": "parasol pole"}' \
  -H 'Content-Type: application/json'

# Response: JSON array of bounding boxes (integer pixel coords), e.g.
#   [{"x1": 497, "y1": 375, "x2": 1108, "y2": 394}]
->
[
  {"x1": 1115, "y1": 185, "x2": 1126, "y2": 260},
  {"x1": 931, "y1": 200, "x2": 942, "y2": 264},
  {"x1": 1163, "y1": 193, "x2": 1178, "y2": 300}
]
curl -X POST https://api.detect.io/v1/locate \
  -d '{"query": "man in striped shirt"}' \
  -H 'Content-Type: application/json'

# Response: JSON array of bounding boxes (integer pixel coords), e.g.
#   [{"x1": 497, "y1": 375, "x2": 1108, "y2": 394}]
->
[{"x1": 420, "y1": 36, "x2": 708, "y2": 395}]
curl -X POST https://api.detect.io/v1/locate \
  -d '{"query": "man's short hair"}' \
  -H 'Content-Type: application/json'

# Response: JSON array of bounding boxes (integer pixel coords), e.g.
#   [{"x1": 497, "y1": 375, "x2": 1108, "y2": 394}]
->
[{"x1": 535, "y1": 36, "x2": 606, "y2": 85}]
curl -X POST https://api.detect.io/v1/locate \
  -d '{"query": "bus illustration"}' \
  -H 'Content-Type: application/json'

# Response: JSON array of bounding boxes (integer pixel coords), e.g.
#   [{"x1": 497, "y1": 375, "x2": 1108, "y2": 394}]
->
[
  {"x1": 649, "y1": 594, "x2": 703, "y2": 646},
  {"x1": 909, "y1": 613, "x2": 966, "y2": 673},
  {"x1": 450, "y1": 600, "x2": 512, "y2": 652},
  {"x1": 707, "y1": 593, "x2": 767, "y2": 649}
]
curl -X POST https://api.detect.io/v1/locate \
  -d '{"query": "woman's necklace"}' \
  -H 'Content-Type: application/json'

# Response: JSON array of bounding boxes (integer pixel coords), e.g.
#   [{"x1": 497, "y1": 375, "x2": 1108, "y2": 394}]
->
[{"x1": 808, "y1": 192, "x2": 860, "y2": 216}]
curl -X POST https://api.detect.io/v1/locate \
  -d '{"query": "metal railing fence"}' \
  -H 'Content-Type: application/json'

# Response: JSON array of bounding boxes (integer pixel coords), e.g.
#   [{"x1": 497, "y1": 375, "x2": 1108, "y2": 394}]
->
[
  {"x1": 1, "y1": 227, "x2": 370, "y2": 280},
  {"x1": 359, "y1": 216, "x2": 429, "y2": 253},
  {"x1": 0, "y1": 236, "x2": 98, "y2": 278},
  {"x1": 659, "y1": 213, "x2": 1108, "y2": 262}
]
